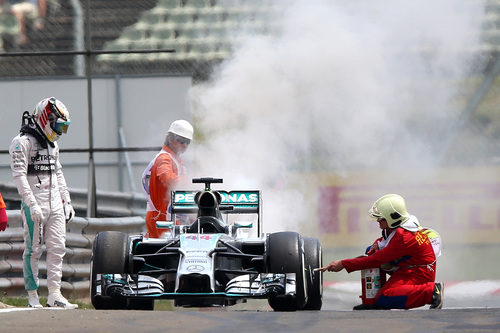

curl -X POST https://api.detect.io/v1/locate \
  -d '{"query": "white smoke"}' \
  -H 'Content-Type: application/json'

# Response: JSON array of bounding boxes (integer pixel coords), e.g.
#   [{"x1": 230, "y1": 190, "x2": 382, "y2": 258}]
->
[{"x1": 186, "y1": 0, "x2": 486, "y2": 233}]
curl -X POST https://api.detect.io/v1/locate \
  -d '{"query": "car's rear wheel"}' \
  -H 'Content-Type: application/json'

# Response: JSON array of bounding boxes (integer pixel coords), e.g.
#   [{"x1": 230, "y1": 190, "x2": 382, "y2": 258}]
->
[
  {"x1": 302, "y1": 237, "x2": 323, "y2": 310},
  {"x1": 90, "y1": 231, "x2": 130, "y2": 310},
  {"x1": 266, "y1": 232, "x2": 307, "y2": 311}
]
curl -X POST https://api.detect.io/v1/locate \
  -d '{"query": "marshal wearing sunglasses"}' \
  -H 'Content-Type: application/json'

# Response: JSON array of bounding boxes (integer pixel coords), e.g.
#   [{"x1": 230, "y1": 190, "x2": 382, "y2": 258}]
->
[{"x1": 142, "y1": 119, "x2": 194, "y2": 238}]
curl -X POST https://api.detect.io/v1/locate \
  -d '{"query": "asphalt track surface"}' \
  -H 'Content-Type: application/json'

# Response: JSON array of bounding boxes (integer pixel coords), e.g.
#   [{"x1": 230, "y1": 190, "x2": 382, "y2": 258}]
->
[
  {"x1": 1, "y1": 282, "x2": 500, "y2": 332},
  {"x1": 0, "y1": 306, "x2": 499, "y2": 333}
]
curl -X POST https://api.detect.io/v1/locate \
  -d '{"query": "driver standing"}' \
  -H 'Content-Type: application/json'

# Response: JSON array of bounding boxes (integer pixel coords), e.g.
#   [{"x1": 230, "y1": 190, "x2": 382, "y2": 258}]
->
[
  {"x1": 319, "y1": 194, "x2": 443, "y2": 310},
  {"x1": 9, "y1": 97, "x2": 78, "y2": 309}
]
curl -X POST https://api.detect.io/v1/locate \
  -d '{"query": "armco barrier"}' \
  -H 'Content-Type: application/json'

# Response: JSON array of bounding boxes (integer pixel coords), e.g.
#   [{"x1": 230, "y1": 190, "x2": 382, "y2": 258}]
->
[
  {"x1": 0, "y1": 183, "x2": 148, "y2": 217},
  {"x1": 0, "y1": 210, "x2": 145, "y2": 298}
]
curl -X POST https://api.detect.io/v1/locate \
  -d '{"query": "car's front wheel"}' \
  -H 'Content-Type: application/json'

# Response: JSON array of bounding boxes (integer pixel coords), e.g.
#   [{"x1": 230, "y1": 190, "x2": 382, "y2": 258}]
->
[
  {"x1": 266, "y1": 231, "x2": 307, "y2": 311},
  {"x1": 90, "y1": 231, "x2": 130, "y2": 310}
]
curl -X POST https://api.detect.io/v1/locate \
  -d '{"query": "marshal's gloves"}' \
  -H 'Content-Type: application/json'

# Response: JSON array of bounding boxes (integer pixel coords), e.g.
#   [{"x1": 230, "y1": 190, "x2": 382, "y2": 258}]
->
[
  {"x1": 30, "y1": 204, "x2": 43, "y2": 223},
  {"x1": 63, "y1": 201, "x2": 75, "y2": 224}
]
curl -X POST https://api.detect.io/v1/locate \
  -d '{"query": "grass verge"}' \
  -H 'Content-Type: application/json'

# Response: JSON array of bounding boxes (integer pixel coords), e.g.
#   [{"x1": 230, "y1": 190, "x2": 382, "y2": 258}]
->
[{"x1": 0, "y1": 297, "x2": 175, "y2": 310}]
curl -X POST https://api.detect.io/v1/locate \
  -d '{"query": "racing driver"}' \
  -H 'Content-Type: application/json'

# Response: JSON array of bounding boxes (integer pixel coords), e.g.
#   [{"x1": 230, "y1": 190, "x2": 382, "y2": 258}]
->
[
  {"x1": 319, "y1": 194, "x2": 443, "y2": 310},
  {"x1": 9, "y1": 97, "x2": 78, "y2": 309},
  {"x1": 142, "y1": 119, "x2": 193, "y2": 238}
]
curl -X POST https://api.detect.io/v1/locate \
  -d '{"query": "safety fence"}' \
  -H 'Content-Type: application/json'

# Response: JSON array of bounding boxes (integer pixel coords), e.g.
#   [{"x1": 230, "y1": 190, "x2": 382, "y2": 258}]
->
[
  {"x1": 0, "y1": 183, "x2": 148, "y2": 218},
  {"x1": 0, "y1": 210, "x2": 145, "y2": 298}
]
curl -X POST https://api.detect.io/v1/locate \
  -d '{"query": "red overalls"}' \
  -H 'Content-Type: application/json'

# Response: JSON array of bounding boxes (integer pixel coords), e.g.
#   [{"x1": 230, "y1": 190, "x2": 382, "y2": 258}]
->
[{"x1": 342, "y1": 227, "x2": 436, "y2": 309}]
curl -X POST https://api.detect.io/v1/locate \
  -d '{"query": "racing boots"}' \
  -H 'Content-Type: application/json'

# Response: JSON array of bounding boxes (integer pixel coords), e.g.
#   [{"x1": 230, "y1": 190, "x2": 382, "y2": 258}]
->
[
  {"x1": 27, "y1": 290, "x2": 43, "y2": 308},
  {"x1": 429, "y1": 282, "x2": 444, "y2": 309},
  {"x1": 47, "y1": 288, "x2": 78, "y2": 309}
]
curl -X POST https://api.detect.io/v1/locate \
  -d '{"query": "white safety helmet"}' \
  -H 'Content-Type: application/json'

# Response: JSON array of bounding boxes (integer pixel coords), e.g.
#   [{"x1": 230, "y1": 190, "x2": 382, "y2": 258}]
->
[
  {"x1": 33, "y1": 97, "x2": 71, "y2": 142},
  {"x1": 168, "y1": 119, "x2": 193, "y2": 140},
  {"x1": 368, "y1": 194, "x2": 410, "y2": 229}
]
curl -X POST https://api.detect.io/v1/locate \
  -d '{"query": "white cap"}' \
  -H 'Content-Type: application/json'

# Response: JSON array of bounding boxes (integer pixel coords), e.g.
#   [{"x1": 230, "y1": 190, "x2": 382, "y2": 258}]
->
[{"x1": 168, "y1": 119, "x2": 193, "y2": 140}]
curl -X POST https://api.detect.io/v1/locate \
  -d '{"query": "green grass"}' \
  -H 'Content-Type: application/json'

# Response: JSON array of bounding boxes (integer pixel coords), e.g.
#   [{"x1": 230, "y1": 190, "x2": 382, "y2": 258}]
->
[
  {"x1": 0, "y1": 296, "x2": 30, "y2": 308},
  {"x1": 0, "y1": 296, "x2": 94, "y2": 309},
  {"x1": 0, "y1": 296, "x2": 175, "y2": 310},
  {"x1": 153, "y1": 300, "x2": 175, "y2": 310}
]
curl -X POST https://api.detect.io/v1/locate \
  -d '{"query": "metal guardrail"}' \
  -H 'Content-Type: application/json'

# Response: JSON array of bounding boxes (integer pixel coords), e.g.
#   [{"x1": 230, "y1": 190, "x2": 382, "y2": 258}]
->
[
  {"x1": 0, "y1": 183, "x2": 147, "y2": 217},
  {"x1": 0, "y1": 210, "x2": 146, "y2": 298}
]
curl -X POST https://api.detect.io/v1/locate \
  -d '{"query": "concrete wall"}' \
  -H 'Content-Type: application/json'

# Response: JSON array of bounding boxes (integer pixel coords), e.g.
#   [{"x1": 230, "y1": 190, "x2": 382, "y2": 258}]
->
[{"x1": 0, "y1": 75, "x2": 192, "y2": 193}]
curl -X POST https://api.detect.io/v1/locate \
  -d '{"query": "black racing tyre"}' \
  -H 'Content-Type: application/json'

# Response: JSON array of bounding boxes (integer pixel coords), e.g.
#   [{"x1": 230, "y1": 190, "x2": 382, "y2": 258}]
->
[
  {"x1": 90, "y1": 255, "x2": 127, "y2": 310},
  {"x1": 90, "y1": 231, "x2": 130, "y2": 310},
  {"x1": 90, "y1": 252, "x2": 105, "y2": 309},
  {"x1": 127, "y1": 299, "x2": 155, "y2": 310},
  {"x1": 302, "y1": 237, "x2": 323, "y2": 310},
  {"x1": 266, "y1": 231, "x2": 307, "y2": 311},
  {"x1": 93, "y1": 231, "x2": 130, "y2": 274}
]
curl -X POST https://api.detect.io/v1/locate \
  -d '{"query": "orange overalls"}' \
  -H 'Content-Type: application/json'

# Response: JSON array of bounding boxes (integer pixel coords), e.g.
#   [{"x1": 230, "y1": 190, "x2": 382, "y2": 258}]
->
[
  {"x1": 0, "y1": 193, "x2": 8, "y2": 231},
  {"x1": 143, "y1": 145, "x2": 184, "y2": 238}
]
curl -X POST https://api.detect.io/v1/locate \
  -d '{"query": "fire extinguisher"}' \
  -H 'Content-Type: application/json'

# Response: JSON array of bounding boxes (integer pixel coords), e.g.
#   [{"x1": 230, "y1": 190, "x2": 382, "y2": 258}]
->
[{"x1": 360, "y1": 267, "x2": 386, "y2": 305}]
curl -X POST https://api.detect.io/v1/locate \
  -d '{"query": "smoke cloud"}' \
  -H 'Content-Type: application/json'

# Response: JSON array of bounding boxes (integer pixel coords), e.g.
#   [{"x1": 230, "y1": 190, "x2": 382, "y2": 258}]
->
[{"x1": 186, "y1": 0, "x2": 486, "y2": 233}]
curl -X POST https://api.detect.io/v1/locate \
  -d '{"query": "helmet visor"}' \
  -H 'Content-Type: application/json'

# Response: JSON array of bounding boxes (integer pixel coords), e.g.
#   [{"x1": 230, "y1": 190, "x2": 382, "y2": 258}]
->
[{"x1": 51, "y1": 116, "x2": 70, "y2": 134}]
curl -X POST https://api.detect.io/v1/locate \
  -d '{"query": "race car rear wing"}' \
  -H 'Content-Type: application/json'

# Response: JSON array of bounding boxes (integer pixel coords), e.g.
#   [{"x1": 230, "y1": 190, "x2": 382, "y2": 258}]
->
[{"x1": 170, "y1": 190, "x2": 262, "y2": 235}]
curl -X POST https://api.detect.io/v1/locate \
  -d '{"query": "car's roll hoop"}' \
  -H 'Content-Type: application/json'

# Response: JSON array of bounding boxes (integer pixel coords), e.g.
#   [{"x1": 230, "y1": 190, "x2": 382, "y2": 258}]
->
[{"x1": 193, "y1": 177, "x2": 223, "y2": 191}]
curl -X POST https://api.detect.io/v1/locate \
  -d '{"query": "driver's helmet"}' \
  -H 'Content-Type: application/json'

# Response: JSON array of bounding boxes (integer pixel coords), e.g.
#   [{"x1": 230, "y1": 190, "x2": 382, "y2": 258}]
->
[
  {"x1": 33, "y1": 97, "x2": 71, "y2": 142},
  {"x1": 368, "y1": 194, "x2": 410, "y2": 228}
]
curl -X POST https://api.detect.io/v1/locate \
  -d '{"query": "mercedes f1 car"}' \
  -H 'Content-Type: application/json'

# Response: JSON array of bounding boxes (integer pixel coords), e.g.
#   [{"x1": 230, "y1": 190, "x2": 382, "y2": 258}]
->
[{"x1": 90, "y1": 178, "x2": 323, "y2": 311}]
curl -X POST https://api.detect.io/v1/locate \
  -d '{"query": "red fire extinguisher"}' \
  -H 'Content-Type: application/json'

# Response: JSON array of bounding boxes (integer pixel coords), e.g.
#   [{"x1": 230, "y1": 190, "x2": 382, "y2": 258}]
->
[{"x1": 360, "y1": 267, "x2": 386, "y2": 305}]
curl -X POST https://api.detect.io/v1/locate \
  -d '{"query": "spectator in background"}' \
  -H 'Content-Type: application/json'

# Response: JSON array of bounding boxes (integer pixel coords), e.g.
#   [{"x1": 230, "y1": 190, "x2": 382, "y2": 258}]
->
[
  {"x1": 7, "y1": 0, "x2": 46, "y2": 45},
  {"x1": 9, "y1": 97, "x2": 77, "y2": 309},
  {"x1": 0, "y1": 192, "x2": 8, "y2": 231},
  {"x1": 142, "y1": 120, "x2": 193, "y2": 238}
]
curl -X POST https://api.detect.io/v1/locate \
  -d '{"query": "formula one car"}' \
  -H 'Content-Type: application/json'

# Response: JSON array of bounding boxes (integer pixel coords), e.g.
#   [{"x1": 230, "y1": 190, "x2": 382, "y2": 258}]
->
[{"x1": 90, "y1": 178, "x2": 323, "y2": 311}]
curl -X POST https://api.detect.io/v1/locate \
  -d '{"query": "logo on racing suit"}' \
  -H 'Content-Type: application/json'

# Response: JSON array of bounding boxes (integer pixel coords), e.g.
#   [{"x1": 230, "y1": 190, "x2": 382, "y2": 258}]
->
[
  {"x1": 30, "y1": 153, "x2": 54, "y2": 164},
  {"x1": 28, "y1": 153, "x2": 55, "y2": 174},
  {"x1": 28, "y1": 164, "x2": 55, "y2": 174}
]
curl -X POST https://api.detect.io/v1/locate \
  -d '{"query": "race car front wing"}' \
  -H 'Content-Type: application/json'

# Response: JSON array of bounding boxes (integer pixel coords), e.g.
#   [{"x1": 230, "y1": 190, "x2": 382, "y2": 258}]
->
[{"x1": 96, "y1": 272, "x2": 297, "y2": 300}]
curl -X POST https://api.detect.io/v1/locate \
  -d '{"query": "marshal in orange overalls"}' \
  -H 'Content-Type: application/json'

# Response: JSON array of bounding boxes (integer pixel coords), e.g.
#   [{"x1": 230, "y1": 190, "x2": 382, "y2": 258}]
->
[
  {"x1": 144, "y1": 145, "x2": 184, "y2": 238},
  {"x1": 0, "y1": 193, "x2": 7, "y2": 231}
]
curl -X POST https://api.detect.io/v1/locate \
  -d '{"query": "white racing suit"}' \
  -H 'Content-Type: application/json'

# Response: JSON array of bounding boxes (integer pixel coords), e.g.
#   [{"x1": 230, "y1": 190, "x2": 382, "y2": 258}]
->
[{"x1": 9, "y1": 127, "x2": 71, "y2": 292}]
